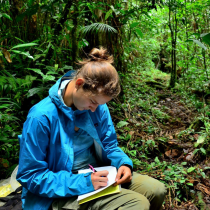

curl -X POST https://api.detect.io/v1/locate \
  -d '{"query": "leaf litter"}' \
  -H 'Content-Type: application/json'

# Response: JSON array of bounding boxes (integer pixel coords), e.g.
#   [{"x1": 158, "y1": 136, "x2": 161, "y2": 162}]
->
[{"x1": 110, "y1": 79, "x2": 210, "y2": 209}]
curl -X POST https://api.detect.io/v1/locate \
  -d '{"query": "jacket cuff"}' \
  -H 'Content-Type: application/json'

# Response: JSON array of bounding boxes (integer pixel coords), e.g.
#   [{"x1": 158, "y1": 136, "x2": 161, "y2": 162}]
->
[
  {"x1": 84, "y1": 172, "x2": 93, "y2": 187},
  {"x1": 120, "y1": 164, "x2": 133, "y2": 175}
]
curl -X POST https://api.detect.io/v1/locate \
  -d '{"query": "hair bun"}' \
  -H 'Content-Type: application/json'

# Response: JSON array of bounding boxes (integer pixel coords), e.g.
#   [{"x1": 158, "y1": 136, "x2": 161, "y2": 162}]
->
[{"x1": 89, "y1": 47, "x2": 113, "y2": 63}]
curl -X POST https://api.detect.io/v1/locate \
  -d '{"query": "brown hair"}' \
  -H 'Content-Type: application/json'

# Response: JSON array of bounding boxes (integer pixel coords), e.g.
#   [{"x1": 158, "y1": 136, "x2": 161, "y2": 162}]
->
[{"x1": 74, "y1": 47, "x2": 121, "y2": 98}]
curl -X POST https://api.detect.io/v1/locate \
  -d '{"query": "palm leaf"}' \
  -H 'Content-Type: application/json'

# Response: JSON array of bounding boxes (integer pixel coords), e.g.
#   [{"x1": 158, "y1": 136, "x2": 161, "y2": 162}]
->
[{"x1": 80, "y1": 23, "x2": 117, "y2": 35}]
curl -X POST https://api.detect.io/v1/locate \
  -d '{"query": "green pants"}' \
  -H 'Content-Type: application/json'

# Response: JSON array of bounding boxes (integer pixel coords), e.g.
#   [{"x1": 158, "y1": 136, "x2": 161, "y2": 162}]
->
[{"x1": 52, "y1": 172, "x2": 166, "y2": 210}]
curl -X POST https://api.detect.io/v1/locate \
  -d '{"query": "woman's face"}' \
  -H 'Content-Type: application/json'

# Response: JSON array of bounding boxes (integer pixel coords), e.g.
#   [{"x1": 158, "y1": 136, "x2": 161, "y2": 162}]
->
[{"x1": 72, "y1": 79, "x2": 112, "y2": 112}]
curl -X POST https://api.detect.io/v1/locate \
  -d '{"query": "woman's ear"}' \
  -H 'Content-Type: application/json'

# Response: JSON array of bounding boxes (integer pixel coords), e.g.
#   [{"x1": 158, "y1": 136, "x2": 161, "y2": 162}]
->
[{"x1": 75, "y1": 78, "x2": 85, "y2": 89}]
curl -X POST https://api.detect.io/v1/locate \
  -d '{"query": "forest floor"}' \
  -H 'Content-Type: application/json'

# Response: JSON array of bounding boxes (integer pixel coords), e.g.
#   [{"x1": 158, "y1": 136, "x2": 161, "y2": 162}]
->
[{"x1": 110, "y1": 69, "x2": 210, "y2": 210}]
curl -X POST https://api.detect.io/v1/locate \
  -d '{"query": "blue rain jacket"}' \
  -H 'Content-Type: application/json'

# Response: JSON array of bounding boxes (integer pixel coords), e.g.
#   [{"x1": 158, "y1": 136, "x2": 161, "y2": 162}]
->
[{"x1": 17, "y1": 70, "x2": 133, "y2": 210}]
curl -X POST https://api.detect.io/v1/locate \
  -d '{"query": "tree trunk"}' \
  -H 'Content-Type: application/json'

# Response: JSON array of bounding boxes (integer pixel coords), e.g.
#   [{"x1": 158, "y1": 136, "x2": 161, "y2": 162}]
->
[
  {"x1": 168, "y1": 0, "x2": 178, "y2": 88},
  {"x1": 45, "y1": 0, "x2": 74, "y2": 62},
  {"x1": 71, "y1": 1, "x2": 79, "y2": 68}
]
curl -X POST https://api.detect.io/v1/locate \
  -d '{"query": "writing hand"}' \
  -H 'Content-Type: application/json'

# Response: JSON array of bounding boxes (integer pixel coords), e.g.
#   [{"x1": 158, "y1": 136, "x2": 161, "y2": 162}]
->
[
  {"x1": 113, "y1": 166, "x2": 132, "y2": 186},
  {"x1": 91, "y1": 170, "x2": 109, "y2": 190}
]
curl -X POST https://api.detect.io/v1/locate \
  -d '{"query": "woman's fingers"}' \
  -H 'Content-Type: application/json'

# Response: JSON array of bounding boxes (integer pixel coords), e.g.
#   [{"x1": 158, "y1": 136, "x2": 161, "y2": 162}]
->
[
  {"x1": 113, "y1": 166, "x2": 132, "y2": 186},
  {"x1": 91, "y1": 170, "x2": 109, "y2": 190}
]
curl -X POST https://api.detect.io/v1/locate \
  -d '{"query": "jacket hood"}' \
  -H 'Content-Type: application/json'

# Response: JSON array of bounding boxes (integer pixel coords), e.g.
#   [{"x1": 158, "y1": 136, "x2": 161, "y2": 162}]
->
[{"x1": 48, "y1": 70, "x2": 86, "y2": 121}]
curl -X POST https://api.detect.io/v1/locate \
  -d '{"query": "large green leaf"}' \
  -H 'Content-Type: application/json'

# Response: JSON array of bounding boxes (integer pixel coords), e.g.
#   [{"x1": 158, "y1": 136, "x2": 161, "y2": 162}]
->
[
  {"x1": 135, "y1": 28, "x2": 143, "y2": 38},
  {"x1": 0, "y1": 13, "x2": 13, "y2": 21},
  {"x1": 11, "y1": 43, "x2": 38, "y2": 49},
  {"x1": 27, "y1": 87, "x2": 43, "y2": 98},
  {"x1": 105, "y1": 9, "x2": 113, "y2": 20},
  {"x1": 27, "y1": 68, "x2": 44, "y2": 76},
  {"x1": 43, "y1": 75, "x2": 55, "y2": 81},
  {"x1": 201, "y1": 33, "x2": 210, "y2": 47},
  {"x1": 130, "y1": 22, "x2": 139, "y2": 29},
  {"x1": 193, "y1": 40, "x2": 207, "y2": 50},
  {"x1": 11, "y1": 50, "x2": 34, "y2": 59}
]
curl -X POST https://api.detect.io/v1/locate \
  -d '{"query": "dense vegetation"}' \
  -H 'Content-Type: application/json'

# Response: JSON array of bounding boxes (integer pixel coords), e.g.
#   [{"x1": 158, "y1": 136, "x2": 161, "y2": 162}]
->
[{"x1": 0, "y1": 0, "x2": 210, "y2": 209}]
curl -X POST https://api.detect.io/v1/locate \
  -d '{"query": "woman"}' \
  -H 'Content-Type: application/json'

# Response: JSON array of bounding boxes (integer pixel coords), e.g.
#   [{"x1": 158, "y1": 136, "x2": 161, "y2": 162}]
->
[{"x1": 17, "y1": 47, "x2": 166, "y2": 210}]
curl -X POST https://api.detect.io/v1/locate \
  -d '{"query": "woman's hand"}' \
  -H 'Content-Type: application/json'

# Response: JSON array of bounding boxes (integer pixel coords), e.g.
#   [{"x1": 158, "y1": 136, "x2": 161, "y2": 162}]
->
[
  {"x1": 91, "y1": 170, "x2": 109, "y2": 190},
  {"x1": 113, "y1": 166, "x2": 132, "y2": 186}
]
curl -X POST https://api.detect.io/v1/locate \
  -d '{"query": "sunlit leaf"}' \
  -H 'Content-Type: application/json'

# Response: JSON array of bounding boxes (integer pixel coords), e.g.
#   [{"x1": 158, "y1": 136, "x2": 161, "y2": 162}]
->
[
  {"x1": 11, "y1": 43, "x2": 38, "y2": 49},
  {"x1": 27, "y1": 87, "x2": 43, "y2": 97},
  {"x1": 1, "y1": 13, "x2": 13, "y2": 21},
  {"x1": 0, "y1": 104, "x2": 10, "y2": 109},
  {"x1": 154, "y1": 157, "x2": 160, "y2": 163},
  {"x1": 43, "y1": 75, "x2": 55, "y2": 81},
  {"x1": 201, "y1": 33, "x2": 210, "y2": 47},
  {"x1": 116, "y1": 121, "x2": 129, "y2": 128},
  {"x1": 200, "y1": 148, "x2": 206, "y2": 155},
  {"x1": 193, "y1": 40, "x2": 207, "y2": 50},
  {"x1": 55, "y1": 64, "x2": 58, "y2": 71},
  {"x1": 27, "y1": 68, "x2": 44, "y2": 76},
  {"x1": 187, "y1": 167, "x2": 195, "y2": 173},
  {"x1": 46, "y1": 71, "x2": 58, "y2": 75},
  {"x1": 105, "y1": 9, "x2": 113, "y2": 20},
  {"x1": 11, "y1": 50, "x2": 34, "y2": 59},
  {"x1": 196, "y1": 135, "x2": 206, "y2": 145}
]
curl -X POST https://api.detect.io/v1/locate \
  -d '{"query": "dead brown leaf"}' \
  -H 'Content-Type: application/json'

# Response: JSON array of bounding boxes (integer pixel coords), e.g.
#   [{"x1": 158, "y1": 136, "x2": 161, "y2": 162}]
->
[
  {"x1": 165, "y1": 149, "x2": 181, "y2": 158},
  {"x1": 129, "y1": 131, "x2": 135, "y2": 137},
  {"x1": 0, "y1": 58, "x2": 5, "y2": 68},
  {"x1": 196, "y1": 183, "x2": 210, "y2": 195},
  {"x1": 193, "y1": 134, "x2": 199, "y2": 140},
  {"x1": 2, "y1": 48, "x2": 12, "y2": 63},
  {"x1": 0, "y1": 158, "x2": 9, "y2": 168},
  {"x1": 185, "y1": 152, "x2": 194, "y2": 161},
  {"x1": 168, "y1": 140, "x2": 179, "y2": 145}
]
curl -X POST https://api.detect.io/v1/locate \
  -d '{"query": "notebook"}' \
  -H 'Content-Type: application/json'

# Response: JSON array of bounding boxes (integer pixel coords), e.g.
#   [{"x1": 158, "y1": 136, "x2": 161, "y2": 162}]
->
[{"x1": 78, "y1": 166, "x2": 121, "y2": 204}]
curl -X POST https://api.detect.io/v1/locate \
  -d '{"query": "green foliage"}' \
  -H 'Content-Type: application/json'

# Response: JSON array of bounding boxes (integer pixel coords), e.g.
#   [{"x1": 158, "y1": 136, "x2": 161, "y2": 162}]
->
[
  {"x1": 1, "y1": 1, "x2": 210, "y2": 208},
  {"x1": 137, "y1": 157, "x2": 207, "y2": 202}
]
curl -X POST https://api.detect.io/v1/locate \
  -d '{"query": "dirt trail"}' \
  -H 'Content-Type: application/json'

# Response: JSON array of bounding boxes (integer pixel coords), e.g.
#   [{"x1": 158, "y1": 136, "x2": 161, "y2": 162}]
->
[{"x1": 113, "y1": 89, "x2": 210, "y2": 210}]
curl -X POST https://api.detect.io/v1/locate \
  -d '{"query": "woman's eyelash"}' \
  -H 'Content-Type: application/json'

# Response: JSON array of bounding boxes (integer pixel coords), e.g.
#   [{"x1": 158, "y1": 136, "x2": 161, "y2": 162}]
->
[
  {"x1": 91, "y1": 99, "x2": 97, "y2": 104},
  {"x1": 90, "y1": 99, "x2": 95, "y2": 104}
]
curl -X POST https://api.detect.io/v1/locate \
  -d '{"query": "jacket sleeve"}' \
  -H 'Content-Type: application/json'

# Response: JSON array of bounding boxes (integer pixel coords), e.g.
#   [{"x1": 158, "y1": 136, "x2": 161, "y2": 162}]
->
[
  {"x1": 99, "y1": 105, "x2": 133, "y2": 170},
  {"x1": 17, "y1": 116, "x2": 94, "y2": 198}
]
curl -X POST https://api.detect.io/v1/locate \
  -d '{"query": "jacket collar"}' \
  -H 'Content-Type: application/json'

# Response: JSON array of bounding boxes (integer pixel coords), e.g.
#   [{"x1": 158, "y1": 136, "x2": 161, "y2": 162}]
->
[{"x1": 48, "y1": 71, "x2": 100, "y2": 141}]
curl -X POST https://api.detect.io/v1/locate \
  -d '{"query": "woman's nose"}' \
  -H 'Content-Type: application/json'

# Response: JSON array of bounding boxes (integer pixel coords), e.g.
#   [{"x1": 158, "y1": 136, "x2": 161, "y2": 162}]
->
[{"x1": 90, "y1": 104, "x2": 98, "y2": 112}]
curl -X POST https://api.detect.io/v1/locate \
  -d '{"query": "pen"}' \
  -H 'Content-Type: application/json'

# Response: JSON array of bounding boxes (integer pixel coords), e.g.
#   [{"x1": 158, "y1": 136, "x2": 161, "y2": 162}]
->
[{"x1": 89, "y1": 164, "x2": 97, "y2": 172}]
